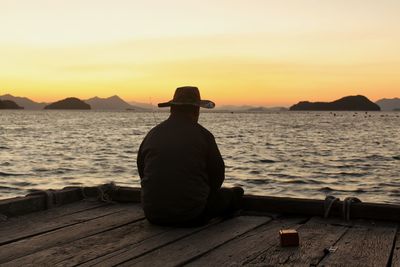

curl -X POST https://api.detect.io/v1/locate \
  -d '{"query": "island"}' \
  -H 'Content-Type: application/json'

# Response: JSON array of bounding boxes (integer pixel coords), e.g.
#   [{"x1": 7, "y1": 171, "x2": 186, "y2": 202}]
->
[
  {"x1": 0, "y1": 99, "x2": 24, "y2": 109},
  {"x1": 289, "y1": 95, "x2": 381, "y2": 111},
  {"x1": 44, "y1": 97, "x2": 91, "y2": 110}
]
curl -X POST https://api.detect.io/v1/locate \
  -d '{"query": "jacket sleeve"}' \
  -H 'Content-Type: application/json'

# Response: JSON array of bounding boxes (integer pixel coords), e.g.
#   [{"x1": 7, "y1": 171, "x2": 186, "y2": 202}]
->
[
  {"x1": 207, "y1": 134, "x2": 225, "y2": 192},
  {"x1": 137, "y1": 140, "x2": 145, "y2": 179}
]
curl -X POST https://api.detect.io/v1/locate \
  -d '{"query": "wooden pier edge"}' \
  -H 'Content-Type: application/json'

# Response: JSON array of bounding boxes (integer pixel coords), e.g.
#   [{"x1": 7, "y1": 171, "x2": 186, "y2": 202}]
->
[{"x1": 1, "y1": 185, "x2": 400, "y2": 222}]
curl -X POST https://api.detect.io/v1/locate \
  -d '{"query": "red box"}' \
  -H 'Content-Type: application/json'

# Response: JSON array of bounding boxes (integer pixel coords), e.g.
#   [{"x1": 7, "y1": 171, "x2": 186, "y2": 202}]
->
[{"x1": 279, "y1": 229, "x2": 299, "y2": 247}]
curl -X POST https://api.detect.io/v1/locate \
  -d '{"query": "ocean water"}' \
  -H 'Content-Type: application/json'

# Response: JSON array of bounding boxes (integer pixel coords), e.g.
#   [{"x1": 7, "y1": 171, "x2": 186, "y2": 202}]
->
[{"x1": 1, "y1": 110, "x2": 399, "y2": 204}]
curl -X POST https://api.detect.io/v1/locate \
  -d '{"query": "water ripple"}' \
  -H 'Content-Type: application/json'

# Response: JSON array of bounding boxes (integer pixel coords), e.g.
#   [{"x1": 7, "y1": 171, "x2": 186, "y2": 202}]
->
[{"x1": 1, "y1": 111, "x2": 399, "y2": 204}]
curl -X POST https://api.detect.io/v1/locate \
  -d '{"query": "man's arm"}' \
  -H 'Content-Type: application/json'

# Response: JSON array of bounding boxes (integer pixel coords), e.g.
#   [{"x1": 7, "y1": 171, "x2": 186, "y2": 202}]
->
[
  {"x1": 207, "y1": 135, "x2": 225, "y2": 192},
  {"x1": 137, "y1": 141, "x2": 145, "y2": 179}
]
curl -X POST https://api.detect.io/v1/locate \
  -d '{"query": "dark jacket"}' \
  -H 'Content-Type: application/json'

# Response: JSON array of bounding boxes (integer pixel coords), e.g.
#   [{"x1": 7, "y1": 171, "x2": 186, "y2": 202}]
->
[{"x1": 137, "y1": 115, "x2": 225, "y2": 223}]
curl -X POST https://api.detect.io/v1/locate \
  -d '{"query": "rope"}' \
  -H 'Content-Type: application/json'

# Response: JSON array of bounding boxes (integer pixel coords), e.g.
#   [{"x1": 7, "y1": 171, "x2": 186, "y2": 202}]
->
[
  {"x1": 342, "y1": 197, "x2": 362, "y2": 221},
  {"x1": 324, "y1": 195, "x2": 340, "y2": 218},
  {"x1": 0, "y1": 213, "x2": 7, "y2": 222},
  {"x1": 81, "y1": 182, "x2": 119, "y2": 204}
]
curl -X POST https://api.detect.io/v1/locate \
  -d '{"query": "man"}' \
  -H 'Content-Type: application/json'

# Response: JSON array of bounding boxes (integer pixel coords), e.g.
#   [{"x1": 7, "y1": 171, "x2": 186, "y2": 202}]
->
[{"x1": 137, "y1": 86, "x2": 244, "y2": 226}]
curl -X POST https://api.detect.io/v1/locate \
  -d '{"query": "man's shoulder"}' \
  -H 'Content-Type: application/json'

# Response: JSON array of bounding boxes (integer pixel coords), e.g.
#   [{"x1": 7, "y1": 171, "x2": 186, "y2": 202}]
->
[{"x1": 196, "y1": 123, "x2": 215, "y2": 139}]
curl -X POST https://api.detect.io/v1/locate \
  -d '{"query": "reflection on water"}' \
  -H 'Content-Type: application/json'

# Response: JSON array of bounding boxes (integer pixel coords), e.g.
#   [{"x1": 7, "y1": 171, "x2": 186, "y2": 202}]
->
[{"x1": 1, "y1": 110, "x2": 399, "y2": 204}]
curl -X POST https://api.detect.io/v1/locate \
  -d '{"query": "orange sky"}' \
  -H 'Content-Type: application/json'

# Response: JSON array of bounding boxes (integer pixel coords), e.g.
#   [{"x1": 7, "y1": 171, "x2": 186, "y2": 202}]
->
[{"x1": 1, "y1": 0, "x2": 399, "y2": 106}]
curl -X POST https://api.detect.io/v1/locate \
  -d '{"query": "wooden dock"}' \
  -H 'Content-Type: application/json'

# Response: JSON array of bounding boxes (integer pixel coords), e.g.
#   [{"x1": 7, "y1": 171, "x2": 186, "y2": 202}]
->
[{"x1": 0, "y1": 186, "x2": 399, "y2": 266}]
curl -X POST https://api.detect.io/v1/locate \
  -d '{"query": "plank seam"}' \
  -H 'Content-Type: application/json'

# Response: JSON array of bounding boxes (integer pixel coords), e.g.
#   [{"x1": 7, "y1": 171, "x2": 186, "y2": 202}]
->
[
  {"x1": 0, "y1": 208, "x2": 131, "y2": 247},
  {"x1": 51, "y1": 217, "x2": 147, "y2": 266},
  {"x1": 386, "y1": 224, "x2": 399, "y2": 267},
  {"x1": 312, "y1": 223, "x2": 353, "y2": 266},
  {"x1": 99, "y1": 219, "x2": 227, "y2": 267},
  {"x1": 179, "y1": 218, "x2": 274, "y2": 267},
  {"x1": 48, "y1": 202, "x2": 110, "y2": 220},
  {"x1": 239, "y1": 217, "x2": 310, "y2": 266}
]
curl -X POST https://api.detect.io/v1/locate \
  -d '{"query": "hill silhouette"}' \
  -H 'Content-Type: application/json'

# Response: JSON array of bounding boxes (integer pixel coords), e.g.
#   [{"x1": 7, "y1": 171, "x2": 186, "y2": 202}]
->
[
  {"x1": 290, "y1": 95, "x2": 380, "y2": 111},
  {"x1": 0, "y1": 94, "x2": 150, "y2": 111},
  {"x1": 85, "y1": 95, "x2": 144, "y2": 110},
  {"x1": 0, "y1": 94, "x2": 47, "y2": 110},
  {"x1": 0, "y1": 99, "x2": 24, "y2": 109},
  {"x1": 375, "y1": 98, "x2": 400, "y2": 111},
  {"x1": 44, "y1": 98, "x2": 91, "y2": 110}
]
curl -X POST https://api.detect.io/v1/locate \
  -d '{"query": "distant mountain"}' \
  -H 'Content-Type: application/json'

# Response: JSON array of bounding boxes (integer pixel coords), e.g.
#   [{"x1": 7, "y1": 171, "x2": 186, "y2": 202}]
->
[
  {"x1": 375, "y1": 98, "x2": 400, "y2": 111},
  {"x1": 44, "y1": 97, "x2": 91, "y2": 110},
  {"x1": 216, "y1": 105, "x2": 255, "y2": 111},
  {"x1": 0, "y1": 94, "x2": 47, "y2": 110},
  {"x1": 0, "y1": 99, "x2": 23, "y2": 109},
  {"x1": 85, "y1": 95, "x2": 146, "y2": 111},
  {"x1": 128, "y1": 101, "x2": 154, "y2": 110},
  {"x1": 215, "y1": 105, "x2": 288, "y2": 112},
  {"x1": 244, "y1": 106, "x2": 288, "y2": 112},
  {"x1": 290, "y1": 95, "x2": 380, "y2": 111}
]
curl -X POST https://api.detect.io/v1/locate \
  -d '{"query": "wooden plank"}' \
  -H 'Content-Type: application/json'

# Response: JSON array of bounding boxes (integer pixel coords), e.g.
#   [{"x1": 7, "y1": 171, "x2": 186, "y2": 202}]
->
[
  {"x1": 0, "y1": 204, "x2": 144, "y2": 264},
  {"x1": 393, "y1": 230, "x2": 400, "y2": 267},
  {"x1": 243, "y1": 195, "x2": 400, "y2": 222},
  {"x1": 86, "y1": 187, "x2": 400, "y2": 222},
  {"x1": 0, "y1": 187, "x2": 83, "y2": 217},
  {"x1": 0, "y1": 200, "x2": 104, "y2": 227},
  {"x1": 0, "y1": 195, "x2": 45, "y2": 217},
  {"x1": 318, "y1": 221, "x2": 397, "y2": 267},
  {"x1": 0, "y1": 201, "x2": 109, "y2": 245},
  {"x1": 117, "y1": 216, "x2": 271, "y2": 267},
  {"x1": 186, "y1": 216, "x2": 306, "y2": 267},
  {"x1": 236, "y1": 217, "x2": 349, "y2": 267},
  {"x1": 78, "y1": 219, "x2": 223, "y2": 267},
  {"x1": 80, "y1": 186, "x2": 140, "y2": 203},
  {"x1": 3, "y1": 219, "x2": 169, "y2": 267},
  {"x1": 110, "y1": 186, "x2": 141, "y2": 202}
]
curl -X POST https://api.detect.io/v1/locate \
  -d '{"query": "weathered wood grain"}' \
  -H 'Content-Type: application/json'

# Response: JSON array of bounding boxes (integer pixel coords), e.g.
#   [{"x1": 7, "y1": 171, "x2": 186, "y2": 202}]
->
[
  {"x1": 186, "y1": 216, "x2": 305, "y2": 267},
  {"x1": 0, "y1": 195, "x2": 45, "y2": 217},
  {"x1": 243, "y1": 195, "x2": 400, "y2": 222},
  {"x1": 240, "y1": 217, "x2": 349, "y2": 266},
  {"x1": 79, "y1": 219, "x2": 223, "y2": 267},
  {"x1": 0, "y1": 201, "x2": 108, "y2": 245},
  {"x1": 0, "y1": 204, "x2": 143, "y2": 264},
  {"x1": 117, "y1": 216, "x2": 271, "y2": 267},
  {"x1": 390, "y1": 229, "x2": 400, "y2": 267},
  {"x1": 99, "y1": 187, "x2": 400, "y2": 222},
  {"x1": 0, "y1": 187, "x2": 84, "y2": 218},
  {"x1": 3, "y1": 219, "x2": 169, "y2": 267},
  {"x1": 318, "y1": 221, "x2": 397, "y2": 267}
]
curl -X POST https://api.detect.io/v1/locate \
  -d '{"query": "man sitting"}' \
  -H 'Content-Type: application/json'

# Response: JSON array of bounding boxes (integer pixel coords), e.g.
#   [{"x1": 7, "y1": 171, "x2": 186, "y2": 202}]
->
[{"x1": 137, "y1": 86, "x2": 244, "y2": 226}]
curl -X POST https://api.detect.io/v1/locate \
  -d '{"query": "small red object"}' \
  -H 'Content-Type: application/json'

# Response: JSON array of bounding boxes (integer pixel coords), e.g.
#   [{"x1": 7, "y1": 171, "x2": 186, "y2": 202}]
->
[{"x1": 279, "y1": 229, "x2": 299, "y2": 247}]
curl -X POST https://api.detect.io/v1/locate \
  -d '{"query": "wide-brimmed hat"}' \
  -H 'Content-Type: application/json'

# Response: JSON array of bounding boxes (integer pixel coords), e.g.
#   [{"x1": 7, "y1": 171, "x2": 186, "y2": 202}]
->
[{"x1": 158, "y1": 86, "x2": 215, "y2": 109}]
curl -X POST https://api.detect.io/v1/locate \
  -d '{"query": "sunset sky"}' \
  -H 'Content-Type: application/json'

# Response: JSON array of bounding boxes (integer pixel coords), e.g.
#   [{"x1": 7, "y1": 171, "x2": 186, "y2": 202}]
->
[{"x1": 1, "y1": 0, "x2": 399, "y2": 106}]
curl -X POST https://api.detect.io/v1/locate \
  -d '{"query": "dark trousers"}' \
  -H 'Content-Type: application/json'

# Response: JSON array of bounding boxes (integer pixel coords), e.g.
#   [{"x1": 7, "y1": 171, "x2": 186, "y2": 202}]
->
[{"x1": 176, "y1": 187, "x2": 244, "y2": 227}]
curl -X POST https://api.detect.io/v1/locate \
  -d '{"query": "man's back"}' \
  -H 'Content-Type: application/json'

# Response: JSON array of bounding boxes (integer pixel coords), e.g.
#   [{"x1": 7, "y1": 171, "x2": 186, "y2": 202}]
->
[{"x1": 137, "y1": 115, "x2": 224, "y2": 224}]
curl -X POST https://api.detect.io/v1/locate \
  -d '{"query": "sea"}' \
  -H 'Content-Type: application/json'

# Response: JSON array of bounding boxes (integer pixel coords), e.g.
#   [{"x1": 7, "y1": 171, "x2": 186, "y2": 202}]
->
[{"x1": 1, "y1": 110, "x2": 399, "y2": 204}]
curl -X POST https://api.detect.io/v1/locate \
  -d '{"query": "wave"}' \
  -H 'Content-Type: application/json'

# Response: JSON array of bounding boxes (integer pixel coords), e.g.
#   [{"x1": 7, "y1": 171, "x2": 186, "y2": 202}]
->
[
  {"x1": 318, "y1": 186, "x2": 366, "y2": 193},
  {"x1": 11, "y1": 181, "x2": 35, "y2": 187},
  {"x1": 0, "y1": 186, "x2": 20, "y2": 191},
  {"x1": 0, "y1": 171, "x2": 29, "y2": 177},
  {"x1": 247, "y1": 159, "x2": 276, "y2": 164},
  {"x1": 244, "y1": 178, "x2": 269, "y2": 185},
  {"x1": 366, "y1": 154, "x2": 388, "y2": 160}
]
